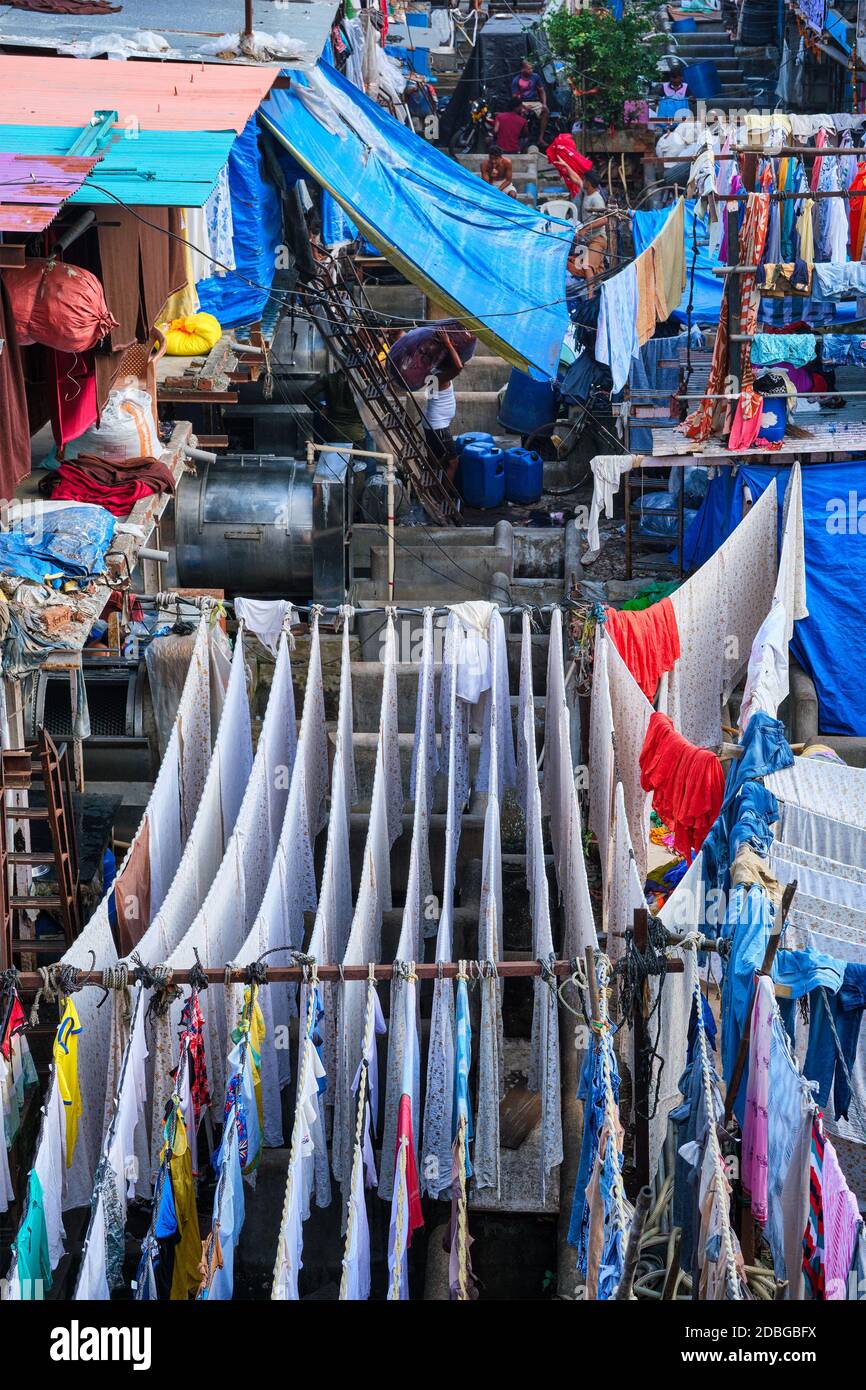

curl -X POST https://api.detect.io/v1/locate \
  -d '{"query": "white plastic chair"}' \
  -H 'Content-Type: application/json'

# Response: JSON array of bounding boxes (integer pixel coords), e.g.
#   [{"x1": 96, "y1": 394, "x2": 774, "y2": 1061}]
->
[{"x1": 540, "y1": 198, "x2": 579, "y2": 222}]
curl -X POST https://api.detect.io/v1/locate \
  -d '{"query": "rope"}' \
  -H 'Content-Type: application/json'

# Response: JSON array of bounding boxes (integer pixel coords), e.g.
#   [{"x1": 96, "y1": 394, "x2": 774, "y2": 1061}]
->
[
  {"x1": 272, "y1": 962, "x2": 319, "y2": 1298},
  {"x1": 618, "y1": 916, "x2": 669, "y2": 1123},
  {"x1": 339, "y1": 966, "x2": 378, "y2": 1301},
  {"x1": 595, "y1": 955, "x2": 632, "y2": 1239},
  {"x1": 454, "y1": 1115, "x2": 470, "y2": 1301},
  {"x1": 683, "y1": 941, "x2": 742, "y2": 1301},
  {"x1": 28, "y1": 964, "x2": 59, "y2": 1025},
  {"x1": 389, "y1": 1137, "x2": 409, "y2": 1301}
]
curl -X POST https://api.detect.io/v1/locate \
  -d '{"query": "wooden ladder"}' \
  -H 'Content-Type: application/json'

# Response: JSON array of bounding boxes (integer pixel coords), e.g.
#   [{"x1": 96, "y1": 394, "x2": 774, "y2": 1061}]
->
[{"x1": 0, "y1": 730, "x2": 80, "y2": 971}]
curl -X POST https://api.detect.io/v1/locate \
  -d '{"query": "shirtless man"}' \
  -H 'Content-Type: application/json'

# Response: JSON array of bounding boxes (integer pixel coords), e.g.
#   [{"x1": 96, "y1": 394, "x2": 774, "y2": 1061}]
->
[{"x1": 480, "y1": 144, "x2": 517, "y2": 197}]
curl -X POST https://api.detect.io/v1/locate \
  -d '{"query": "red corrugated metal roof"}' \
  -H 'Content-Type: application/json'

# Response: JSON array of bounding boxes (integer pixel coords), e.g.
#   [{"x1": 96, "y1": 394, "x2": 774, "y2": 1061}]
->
[
  {"x1": 0, "y1": 56, "x2": 278, "y2": 132},
  {"x1": 0, "y1": 150, "x2": 99, "y2": 231}
]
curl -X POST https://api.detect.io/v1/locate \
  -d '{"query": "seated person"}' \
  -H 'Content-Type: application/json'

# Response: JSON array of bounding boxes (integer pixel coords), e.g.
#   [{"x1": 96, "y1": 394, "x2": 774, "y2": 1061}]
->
[
  {"x1": 511, "y1": 59, "x2": 548, "y2": 143},
  {"x1": 493, "y1": 97, "x2": 528, "y2": 154},
  {"x1": 480, "y1": 145, "x2": 517, "y2": 197},
  {"x1": 662, "y1": 63, "x2": 689, "y2": 98}
]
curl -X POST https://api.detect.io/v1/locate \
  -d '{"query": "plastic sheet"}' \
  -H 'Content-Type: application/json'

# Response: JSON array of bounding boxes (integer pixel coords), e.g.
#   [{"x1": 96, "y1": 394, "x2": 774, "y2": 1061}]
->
[
  {"x1": 0, "y1": 502, "x2": 115, "y2": 583},
  {"x1": 261, "y1": 62, "x2": 572, "y2": 378},
  {"x1": 683, "y1": 462, "x2": 866, "y2": 736},
  {"x1": 196, "y1": 116, "x2": 283, "y2": 330}
]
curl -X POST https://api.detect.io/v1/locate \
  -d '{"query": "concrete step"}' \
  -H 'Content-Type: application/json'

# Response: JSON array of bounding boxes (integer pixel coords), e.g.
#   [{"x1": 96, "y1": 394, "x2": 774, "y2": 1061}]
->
[
  {"x1": 452, "y1": 389, "x2": 503, "y2": 435},
  {"x1": 339, "y1": 707, "x2": 544, "y2": 802},
  {"x1": 349, "y1": 630, "x2": 551, "y2": 703},
  {"x1": 362, "y1": 283, "x2": 425, "y2": 318},
  {"x1": 460, "y1": 354, "x2": 511, "y2": 391},
  {"x1": 369, "y1": 538, "x2": 513, "y2": 591},
  {"x1": 469, "y1": 1037, "x2": 560, "y2": 1214},
  {"x1": 349, "y1": 809, "x2": 487, "y2": 887}
]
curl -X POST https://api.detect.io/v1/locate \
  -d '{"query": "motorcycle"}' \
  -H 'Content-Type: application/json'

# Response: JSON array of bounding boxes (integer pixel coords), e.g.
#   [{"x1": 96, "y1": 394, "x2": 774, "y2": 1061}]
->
[{"x1": 448, "y1": 95, "x2": 494, "y2": 157}]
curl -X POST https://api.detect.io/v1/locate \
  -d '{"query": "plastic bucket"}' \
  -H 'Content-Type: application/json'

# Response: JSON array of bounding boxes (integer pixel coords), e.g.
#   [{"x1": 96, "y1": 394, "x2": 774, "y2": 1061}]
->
[
  {"x1": 498, "y1": 368, "x2": 557, "y2": 436},
  {"x1": 683, "y1": 60, "x2": 721, "y2": 99}
]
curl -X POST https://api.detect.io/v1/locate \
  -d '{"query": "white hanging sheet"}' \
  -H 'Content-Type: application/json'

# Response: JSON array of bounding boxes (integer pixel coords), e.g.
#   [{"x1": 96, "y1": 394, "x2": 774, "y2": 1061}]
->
[
  {"x1": 767, "y1": 756, "x2": 866, "y2": 834},
  {"x1": 770, "y1": 840, "x2": 866, "y2": 911},
  {"x1": 775, "y1": 461, "x2": 808, "y2": 641},
  {"x1": 516, "y1": 610, "x2": 534, "y2": 818},
  {"x1": 381, "y1": 610, "x2": 435, "y2": 1203},
  {"x1": 152, "y1": 633, "x2": 297, "y2": 1176},
  {"x1": 232, "y1": 618, "x2": 329, "y2": 1149},
  {"x1": 473, "y1": 713, "x2": 504, "y2": 1195},
  {"x1": 72, "y1": 987, "x2": 149, "y2": 1300},
  {"x1": 6, "y1": 619, "x2": 220, "y2": 1294},
  {"x1": 605, "y1": 632, "x2": 653, "y2": 886},
  {"x1": 588, "y1": 623, "x2": 615, "y2": 878},
  {"x1": 233, "y1": 597, "x2": 293, "y2": 656},
  {"x1": 271, "y1": 990, "x2": 328, "y2": 1299},
  {"x1": 719, "y1": 479, "x2": 779, "y2": 703},
  {"x1": 476, "y1": 607, "x2": 516, "y2": 795},
  {"x1": 522, "y1": 640, "x2": 563, "y2": 1189},
  {"x1": 421, "y1": 615, "x2": 467, "y2": 1200},
  {"x1": 298, "y1": 609, "x2": 358, "y2": 1153},
  {"x1": 386, "y1": 973, "x2": 421, "y2": 1299},
  {"x1": 661, "y1": 546, "x2": 727, "y2": 749},
  {"x1": 136, "y1": 627, "x2": 253, "y2": 967},
  {"x1": 334, "y1": 615, "x2": 402, "y2": 1192},
  {"x1": 607, "y1": 783, "x2": 647, "y2": 967}
]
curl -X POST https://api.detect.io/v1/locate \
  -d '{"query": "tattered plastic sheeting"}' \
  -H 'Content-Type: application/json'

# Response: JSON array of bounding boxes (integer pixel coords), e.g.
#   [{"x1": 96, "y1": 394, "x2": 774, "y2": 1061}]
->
[
  {"x1": 260, "y1": 62, "x2": 573, "y2": 378},
  {"x1": 196, "y1": 115, "x2": 283, "y2": 329}
]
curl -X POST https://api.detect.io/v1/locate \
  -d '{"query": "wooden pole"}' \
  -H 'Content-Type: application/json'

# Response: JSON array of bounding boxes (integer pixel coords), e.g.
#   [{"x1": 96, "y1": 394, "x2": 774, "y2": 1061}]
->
[{"x1": 723, "y1": 879, "x2": 798, "y2": 1124}]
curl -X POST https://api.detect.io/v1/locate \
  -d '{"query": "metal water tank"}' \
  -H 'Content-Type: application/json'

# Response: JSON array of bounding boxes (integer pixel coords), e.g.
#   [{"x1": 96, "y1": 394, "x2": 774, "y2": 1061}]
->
[{"x1": 175, "y1": 450, "x2": 349, "y2": 600}]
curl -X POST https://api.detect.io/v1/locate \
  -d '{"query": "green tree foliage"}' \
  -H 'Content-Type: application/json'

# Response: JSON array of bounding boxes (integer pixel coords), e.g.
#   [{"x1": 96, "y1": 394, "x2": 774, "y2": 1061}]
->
[{"x1": 545, "y1": 3, "x2": 665, "y2": 128}]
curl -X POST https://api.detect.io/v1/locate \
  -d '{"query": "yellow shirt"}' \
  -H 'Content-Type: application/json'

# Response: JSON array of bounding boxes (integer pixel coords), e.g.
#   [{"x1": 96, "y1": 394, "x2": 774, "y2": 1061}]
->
[
  {"x1": 53, "y1": 1000, "x2": 83, "y2": 1167},
  {"x1": 168, "y1": 1107, "x2": 203, "y2": 1301}
]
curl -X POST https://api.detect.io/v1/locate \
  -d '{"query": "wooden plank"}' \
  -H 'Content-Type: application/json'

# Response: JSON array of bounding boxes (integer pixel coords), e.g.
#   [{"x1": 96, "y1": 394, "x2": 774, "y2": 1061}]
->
[{"x1": 0, "y1": 243, "x2": 25, "y2": 267}]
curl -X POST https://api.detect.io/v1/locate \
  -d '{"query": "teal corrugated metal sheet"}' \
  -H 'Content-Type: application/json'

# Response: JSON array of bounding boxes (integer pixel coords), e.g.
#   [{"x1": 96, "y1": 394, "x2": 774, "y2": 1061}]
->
[{"x1": 0, "y1": 125, "x2": 233, "y2": 205}]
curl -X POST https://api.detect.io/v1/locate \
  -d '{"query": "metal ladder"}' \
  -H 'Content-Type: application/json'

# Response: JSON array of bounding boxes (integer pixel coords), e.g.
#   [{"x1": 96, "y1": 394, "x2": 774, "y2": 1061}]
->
[
  {"x1": 0, "y1": 730, "x2": 81, "y2": 970},
  {"x1": 307, "y1": 266, "x2": 463, "y2": 526}
]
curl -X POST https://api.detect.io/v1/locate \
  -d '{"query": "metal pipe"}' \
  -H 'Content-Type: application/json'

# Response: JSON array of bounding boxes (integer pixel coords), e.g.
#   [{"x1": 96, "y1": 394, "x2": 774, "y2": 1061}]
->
[
  {"x1": 13, "y1": 957, "x2": 682, "y2": 992},
  {"x1": 615, "y1": 1186, "x2": 653, "y2": 1300},
  {"x1": 645, "y1": 148, "x2": 866, "y2": 161},
  {"x1": 387, "y1": 452, "x2": 395, "y2": 605},
  {"x1": 50, "y1": 209, "x2": 95, "y2": 255}
]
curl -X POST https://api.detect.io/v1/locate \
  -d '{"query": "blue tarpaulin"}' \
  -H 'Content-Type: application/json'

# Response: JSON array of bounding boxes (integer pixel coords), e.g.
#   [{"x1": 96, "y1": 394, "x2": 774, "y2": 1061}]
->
[
  {"x1": 260, "y1": 62, "x2": 573, "y2": 378},
  {"x1": 196, "y1": 115, "x2": 283, "y2": 330},
  {"x1": 0, "y1": 504, "x2": 115, "y2": 583},
  {"x1": 633, "y1": 200, "x2": 722, "y2": 324},
  {"x1": 683, "y1": 461, "x2": 866, "y2": 737}
]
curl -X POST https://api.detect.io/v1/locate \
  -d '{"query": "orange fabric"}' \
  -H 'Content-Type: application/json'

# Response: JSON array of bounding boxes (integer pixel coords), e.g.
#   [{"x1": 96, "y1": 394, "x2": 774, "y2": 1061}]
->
[
  {"x1": 602, "y1": 598, "x2": 681, "y2": 701},
  {"x1": 639, "y1": 712, "x2": 725, "y2": 860},
  {"x1": 850, "y1": 162, "x2": 866, "y2": 262},
  {"x1": 635, "y1": 249, "x2": 656, "y2": 346}
]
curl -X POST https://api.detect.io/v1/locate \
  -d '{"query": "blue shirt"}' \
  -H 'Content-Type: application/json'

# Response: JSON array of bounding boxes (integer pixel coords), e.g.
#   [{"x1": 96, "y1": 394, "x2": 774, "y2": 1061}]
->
[{"x1": 512, "y1": 72, "x2": 543, "y2": 101}]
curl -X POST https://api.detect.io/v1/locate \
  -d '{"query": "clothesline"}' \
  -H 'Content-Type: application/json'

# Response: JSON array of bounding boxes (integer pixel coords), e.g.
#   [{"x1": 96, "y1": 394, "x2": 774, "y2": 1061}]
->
[
  {"x1": 142, "y1": 594, "x2": 573, "y2": 620},
  {"x1": 652, "y1": 148, "x2": 866, "y2": 161}
]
